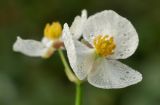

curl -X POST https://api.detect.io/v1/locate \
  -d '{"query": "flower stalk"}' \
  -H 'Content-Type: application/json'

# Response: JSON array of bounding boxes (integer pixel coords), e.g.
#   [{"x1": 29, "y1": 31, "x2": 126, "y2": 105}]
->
[
  {"x1": 58, "y1": 49, "x2": 78, "y2": 83},
  {"x1": 75, "y1": 83, "x2": 82, "y2": 105},
  {"x1": 58, "y1": 49, "x2": 82, "y2": 105}
]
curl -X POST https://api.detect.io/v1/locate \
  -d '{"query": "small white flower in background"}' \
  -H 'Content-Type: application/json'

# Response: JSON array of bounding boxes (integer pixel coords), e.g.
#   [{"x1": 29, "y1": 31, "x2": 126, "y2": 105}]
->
[
  {"x1": 62, "y1": 10, "x2": 142, "y2": 89},
  {"x1": 13, "y1": 22, "x2": 63, "y2": 58},
  {"x1": 13, "y1": 10, "x2": 87, "y2": 58}
]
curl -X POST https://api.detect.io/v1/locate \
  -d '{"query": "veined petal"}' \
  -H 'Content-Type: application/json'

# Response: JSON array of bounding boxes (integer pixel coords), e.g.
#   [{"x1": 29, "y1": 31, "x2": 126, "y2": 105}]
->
[
  {"x1": 83, "y1": 10, "x2": 139, "y2": 59},
  {"x1": 13, "y1": 37, "x2": 48, "y2": 57},
  {"x1": 88, "y1": 58, "x2": 142, "y2": 89},
  {"x1": 62, "y1": 23, "x2": 95, "y2": 80},
  {"x1": 70, "y1": 9, "x2": 87, "y2": 39}
]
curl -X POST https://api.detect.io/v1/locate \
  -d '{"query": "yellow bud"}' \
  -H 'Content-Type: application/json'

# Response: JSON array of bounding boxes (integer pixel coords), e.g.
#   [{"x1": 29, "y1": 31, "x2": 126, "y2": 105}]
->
[
  {"x1": 44, "y1": 22, "x2": 62, "y2": 40},
  {"x1": 93, "y1": 35, "x2": 116, "y2": 57}
]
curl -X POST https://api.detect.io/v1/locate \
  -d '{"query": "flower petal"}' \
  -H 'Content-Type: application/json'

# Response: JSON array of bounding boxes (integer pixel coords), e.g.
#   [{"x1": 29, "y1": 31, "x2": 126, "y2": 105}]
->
[
  {"x1": 41, "y1": 37, "x2": 54, "y2": 48},
  {"x1": 83, "y1": 10, "x2": 139, "y2": 59},
  {"x1": 13, "y1": 37, "x2": 48, "y2": 57},
  {"x1": 88, "y1": 58, "x2": 142, "y2": 89},
  {"x1": 70, "y1": 9, "x2": 87, "y2": 39},
  {"x1": 62, "y1": 23, "x2": 95, "y2": 80}
]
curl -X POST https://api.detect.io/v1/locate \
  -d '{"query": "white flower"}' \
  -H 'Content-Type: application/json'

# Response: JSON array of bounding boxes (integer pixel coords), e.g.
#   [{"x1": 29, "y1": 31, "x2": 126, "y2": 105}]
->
[
  {"x1": 13, "y1": 22, "x2": 63, "y2": 58},
  {"x1": 13, "y1": 10, "x2": 87, "y2": 58},
  {"x1": 62, "y1": 10, "x2": 142, "y2": 89}
]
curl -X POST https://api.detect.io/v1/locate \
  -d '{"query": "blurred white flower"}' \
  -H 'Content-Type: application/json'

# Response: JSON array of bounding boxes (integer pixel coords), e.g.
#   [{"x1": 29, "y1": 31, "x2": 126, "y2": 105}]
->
[
  {"x1": 62, "y1": 10, "x2": 142, "y2": 89},
  {"x1": 13, "y1": 22, "x2": 63, "y2": 58},
  {"x1": 13, "y1": 10, "x2": 87, "y2": 58}
]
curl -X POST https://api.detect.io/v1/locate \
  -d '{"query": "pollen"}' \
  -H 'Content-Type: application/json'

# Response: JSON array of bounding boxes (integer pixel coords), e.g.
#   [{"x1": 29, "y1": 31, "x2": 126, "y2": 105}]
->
[
  {"x1": 44, "y1": 22, "x2": 62, "y2": 40},
  {"x1": 93, "y1": 35, "x2": 116, "y2": 57}
]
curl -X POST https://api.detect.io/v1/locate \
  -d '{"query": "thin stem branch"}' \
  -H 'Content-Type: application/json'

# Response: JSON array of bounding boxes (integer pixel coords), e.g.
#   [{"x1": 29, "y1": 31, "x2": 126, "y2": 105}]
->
[
  {"x1": 58, "y1": 49, "x2": 79, "y2": 83},
  {"x1": 58, "y1": 49, "x2": 82, "y2": 105}
]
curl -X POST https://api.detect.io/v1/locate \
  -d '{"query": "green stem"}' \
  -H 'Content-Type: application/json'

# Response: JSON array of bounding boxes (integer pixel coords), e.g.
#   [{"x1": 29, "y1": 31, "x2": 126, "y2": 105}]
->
[
  {"x1": 75, "y1": 83, "x2": 82, "y2": 105},
  {"x1": 58, "y1": 49, "x2": 77, "y2": 83},
  {"x1": 58, "y1": 49, "x2": 82, "y2": 105}
]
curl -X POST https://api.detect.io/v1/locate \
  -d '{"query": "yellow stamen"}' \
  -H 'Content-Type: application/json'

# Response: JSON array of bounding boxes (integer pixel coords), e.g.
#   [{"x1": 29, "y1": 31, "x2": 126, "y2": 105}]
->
[
  {"x1": 44, "y1": 22, "x2": 62, "y2": 40},
  {"x1": 93, "y1": 35, "x2": 116, "y2": 57}
]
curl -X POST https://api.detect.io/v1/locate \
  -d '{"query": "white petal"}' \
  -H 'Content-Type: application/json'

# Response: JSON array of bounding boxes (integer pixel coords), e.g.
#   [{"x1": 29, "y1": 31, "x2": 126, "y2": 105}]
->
[
  {"x1": 83, "y1": 10, "x2": 139, "y2": 59},
  {"x1": 70, "y1": 9, "x2": 87, "y2": 39},
  {"x1": 62, "y1": 23, "x2": 95, "y2": 80},
  {"x1": 41, "y1": 37, "x2": 54, "y2": 48},
  {"x1": 13, "y1": 37, "x2": 48, "y2": 57},
  {"x1": 88, "y1": 58, "x2": 142, "y2": 89}
]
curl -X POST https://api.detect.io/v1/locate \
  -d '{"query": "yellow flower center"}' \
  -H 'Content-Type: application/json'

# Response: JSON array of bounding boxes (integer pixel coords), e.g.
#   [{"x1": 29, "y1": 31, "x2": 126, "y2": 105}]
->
[
  {"x1": 44, "y1": 22, "x2": 62, "y2": 40},
  {"x1": 93, "y1": 35, "x2": 116, "y2": 57}
]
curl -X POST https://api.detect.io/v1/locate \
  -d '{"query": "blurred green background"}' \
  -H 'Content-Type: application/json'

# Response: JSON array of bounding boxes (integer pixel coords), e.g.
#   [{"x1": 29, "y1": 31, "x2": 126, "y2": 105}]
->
[{"x1": 0, "y1": 0, "x2": 160, "y2": 105}]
